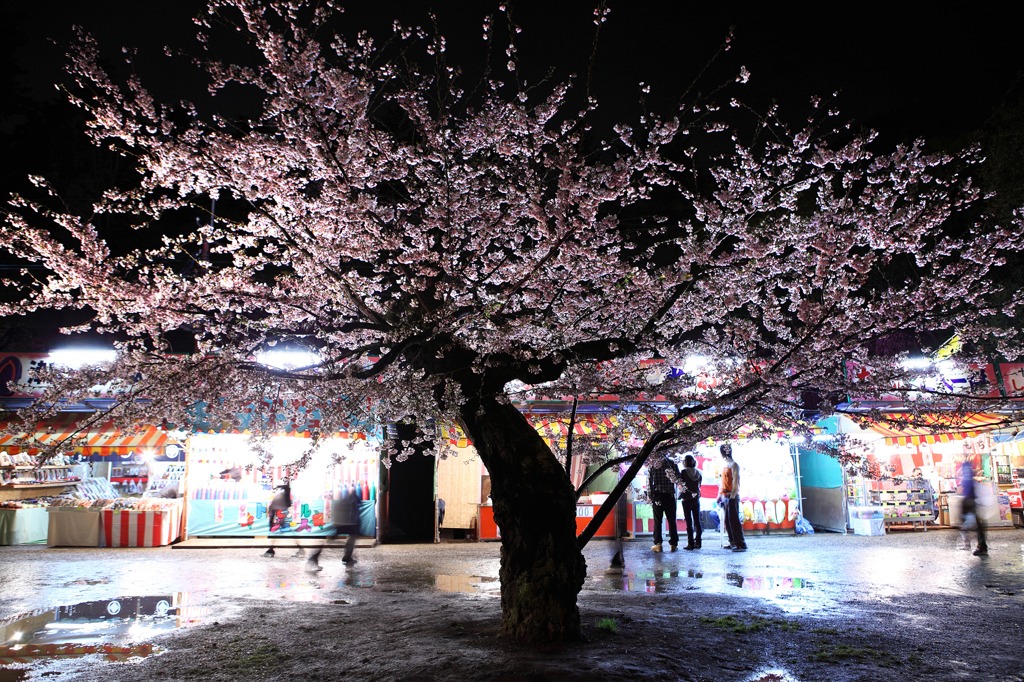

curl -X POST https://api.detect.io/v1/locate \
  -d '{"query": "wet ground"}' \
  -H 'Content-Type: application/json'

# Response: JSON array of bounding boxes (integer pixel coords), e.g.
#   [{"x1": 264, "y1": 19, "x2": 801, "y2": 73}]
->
[{"x1": 1, "y1": 528, "x2": 1022, "y2": 680}]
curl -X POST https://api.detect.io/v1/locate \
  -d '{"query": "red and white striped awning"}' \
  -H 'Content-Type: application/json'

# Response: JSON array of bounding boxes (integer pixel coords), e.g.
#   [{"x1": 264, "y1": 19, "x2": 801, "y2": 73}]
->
[
  {"x1": 859, "y1": 412, "x2": 1011, "y2": 447},
  {"x1": 0, "y1": 414, "x2": 86, "y2": 455},
  {"x1": 0, "y1": 415, "x2": 179, "y2": 456}
]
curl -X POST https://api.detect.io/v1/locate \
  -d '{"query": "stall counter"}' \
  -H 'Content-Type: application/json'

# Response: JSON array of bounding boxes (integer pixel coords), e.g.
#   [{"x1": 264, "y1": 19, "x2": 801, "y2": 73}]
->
[
  {"x1": 47, "y1": 508, "x2": 101, "y2": 547},
  {"x1": 0, "y1": 507, "x2": 49, "y2": 545}
]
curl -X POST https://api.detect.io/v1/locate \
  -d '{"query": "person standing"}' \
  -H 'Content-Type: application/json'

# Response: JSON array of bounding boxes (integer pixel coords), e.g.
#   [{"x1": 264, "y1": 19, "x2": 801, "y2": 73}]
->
[
  {"x1": 648, "y1": 455, "x2": 681, "y2": 552},
  {"x1": 679, "y1": 454, "x2": 703, "y2": 550},
  {"x1": 958, "y1": 458, "x2": 988, "y2": 556},
  {"x1": 717, "y1": 444, "x2": 746, "y2": 552}
]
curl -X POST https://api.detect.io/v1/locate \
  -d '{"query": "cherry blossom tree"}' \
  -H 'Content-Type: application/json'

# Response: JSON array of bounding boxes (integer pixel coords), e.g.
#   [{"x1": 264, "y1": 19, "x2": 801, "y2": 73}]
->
[{"x1": 2, "y1": 0, "x2": 1022, "y2": 643}]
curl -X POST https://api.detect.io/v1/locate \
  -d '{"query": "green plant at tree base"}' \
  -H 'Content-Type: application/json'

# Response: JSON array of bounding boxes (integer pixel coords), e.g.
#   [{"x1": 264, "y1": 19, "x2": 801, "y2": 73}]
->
[
  {"x1": 596, "y1": 618, "x2": 619, "y2": 634},
  {"x1": 700, "y1": 615, "x2": 800, "y2": 633},
  {"x1": 812, "y1": 643, "x2": 901, "y2": 667}
]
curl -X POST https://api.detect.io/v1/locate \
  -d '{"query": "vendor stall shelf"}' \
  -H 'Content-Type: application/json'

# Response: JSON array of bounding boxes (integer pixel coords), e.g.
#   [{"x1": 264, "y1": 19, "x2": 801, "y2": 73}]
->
[
  {"x1": 871, "y1": 486, "x2": 933, "y2": 530},
  {"x1": 144, "y1": 463, "x2": 185, "y2": 498},
  {"x1": 109, "y1": 464, "x2": 149, "y2": 497},
  {"x1": 0, "y1": 465, "x2": 80, "y2": 501}
]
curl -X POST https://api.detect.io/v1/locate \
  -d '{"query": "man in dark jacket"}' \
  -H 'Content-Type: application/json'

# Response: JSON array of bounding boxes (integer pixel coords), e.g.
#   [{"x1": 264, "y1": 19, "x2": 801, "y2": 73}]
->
[{"x1": 648, "y1": 456, "x2": 680, "y2": 552}]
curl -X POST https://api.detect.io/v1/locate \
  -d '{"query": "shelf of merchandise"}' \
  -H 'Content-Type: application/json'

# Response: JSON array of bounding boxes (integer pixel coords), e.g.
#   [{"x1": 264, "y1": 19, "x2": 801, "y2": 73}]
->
[
  {"x1": 1, "y1": 466, "x2": 75, "y2": 471},
  {"x1": 0, "y1": 482, "x2": 78, "y2": 501},
  {"x1": 871, "y1": 488, "x2": 933, "y2": 531}
]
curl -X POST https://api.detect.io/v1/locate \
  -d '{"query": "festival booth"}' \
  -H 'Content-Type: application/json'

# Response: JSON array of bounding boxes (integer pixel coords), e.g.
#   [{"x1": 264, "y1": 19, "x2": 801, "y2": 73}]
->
[
  {"x1": 446, "y1": 414, "x2": 804, "y2": 542},
  {"x1": 183, "y1": 430, "x2": 380, "y2": 540},
  {"x1": 624, "y1": 436, "x2": 801, "y2": 539},
  {"x1": 840, "y1": 414, "x2": 1015, "y2": 531},
  {"x1": 1, "y1": 414, "x2": 187, "y2": 546}
]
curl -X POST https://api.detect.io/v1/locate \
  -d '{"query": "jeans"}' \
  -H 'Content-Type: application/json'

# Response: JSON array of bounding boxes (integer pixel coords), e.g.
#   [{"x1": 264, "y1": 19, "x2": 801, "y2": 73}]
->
[
  {"x1": 682, "y1": 495, "x2": 702, "y2": 547},
  {"x1": 652, "y1": 492, "x2": 679, "y2": 547}
]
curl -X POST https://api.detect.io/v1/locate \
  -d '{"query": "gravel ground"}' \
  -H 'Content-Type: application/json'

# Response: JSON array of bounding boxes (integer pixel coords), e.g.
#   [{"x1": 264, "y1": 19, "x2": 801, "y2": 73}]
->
[{"x1": 2, "y1": 529, "x2": 1022, "y2": 681}]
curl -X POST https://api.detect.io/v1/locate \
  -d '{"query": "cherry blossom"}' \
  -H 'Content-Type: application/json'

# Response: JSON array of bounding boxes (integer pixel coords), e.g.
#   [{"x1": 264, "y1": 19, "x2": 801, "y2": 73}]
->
[{"x1": 2, "y1": 0, "x2": 1022, "y2": 643}]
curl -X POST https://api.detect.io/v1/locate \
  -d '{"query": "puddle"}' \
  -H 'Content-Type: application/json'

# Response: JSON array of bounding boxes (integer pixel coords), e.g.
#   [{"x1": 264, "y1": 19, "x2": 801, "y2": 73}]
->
[
  {"x1": 596, "y1": 570, "x2": 812, "y2": 597},
  {"x1": 0, "y1": 593, "x2": 205, "y2": 671},
  {"x1": 725, "y1": 573, "x2": 813, "y2": 592},
  {"x1": 434, "y1": 574, "x2": 499, "y2": 595}
]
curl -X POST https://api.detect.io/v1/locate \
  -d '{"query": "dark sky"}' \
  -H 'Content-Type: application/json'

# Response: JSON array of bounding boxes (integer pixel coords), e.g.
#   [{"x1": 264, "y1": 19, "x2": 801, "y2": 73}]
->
[
  {"x1": 3, "y1": 2, "x2": 1020, "y2": 141},
  {"x1": 1, "y1": 2, "x2": 1021, "y2": 348}
]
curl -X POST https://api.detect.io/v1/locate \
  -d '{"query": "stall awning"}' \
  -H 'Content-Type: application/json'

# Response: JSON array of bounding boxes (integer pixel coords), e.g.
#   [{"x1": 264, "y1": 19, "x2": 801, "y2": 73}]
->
[
  {"x1": 78, "y1": 422, "x2": 177, "y2": 456},
  {"x1": 442, "y1": 413, "x2": 690, "y2": 449},
  {"x1": 858, "y1": 412, "x2": 1012, "y2": 447},
  {"x1": 0, "y1": 414, "x2": 84, "y2": 454},
  {"x1": 0, "y1": 415, "x2": 180, "y2": 456},
  {"x1": 441, "y1": 412, "x2": 818, "y2": 450}
]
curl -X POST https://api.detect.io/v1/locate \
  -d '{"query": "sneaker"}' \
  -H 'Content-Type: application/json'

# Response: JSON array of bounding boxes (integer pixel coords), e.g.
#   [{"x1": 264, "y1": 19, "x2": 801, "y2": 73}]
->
[
  {"x1": 341, "y1": 556, "x2": 357, "y2": 564},
  {"x1": 732, "y1": 546, "x2": 747, "y2": 552},
  {"x1": 684, "y1": 544, "x2": 696, "y2": 551},
  {"x1": 973, "y1": 547, "x2": 988, "y2": 556},
  {"x1": 262, "y1": 548, "x2": 275, "y2": 558},
  {"x1": 669, "y1": 544, "x2": 678, "y2": 552},
  {"x1": 651, "y1": 543, "x2": 663, "y2": 553},
  {"x1": 723, "y1": 545, "x2": 735, "y2": 550},
  {"x1": 304, "y1": 561, "x2": 322, "y2": 572},
  {"x1": 293, "y1": 548, "x2": 306, "y2": 558}
]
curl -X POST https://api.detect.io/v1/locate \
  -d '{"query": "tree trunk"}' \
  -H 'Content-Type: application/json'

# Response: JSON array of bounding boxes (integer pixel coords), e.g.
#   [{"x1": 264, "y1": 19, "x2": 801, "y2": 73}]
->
[{"x1": 459, "y1": 397, "x2": 586, "y2": 643}]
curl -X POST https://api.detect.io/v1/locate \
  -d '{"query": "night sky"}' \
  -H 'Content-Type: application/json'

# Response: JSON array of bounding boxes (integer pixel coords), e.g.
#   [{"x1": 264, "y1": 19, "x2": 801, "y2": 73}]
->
[
  {"x1": 4, "y1": 3, "x2": 1021, "y2": 138},
  {"x1": 1, "y1": 2, "x2": 1021, "y2": 347}
]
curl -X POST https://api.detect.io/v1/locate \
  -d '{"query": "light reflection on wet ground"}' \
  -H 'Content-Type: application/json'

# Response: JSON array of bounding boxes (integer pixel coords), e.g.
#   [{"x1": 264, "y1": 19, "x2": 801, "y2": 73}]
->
[
  {"x1": 592, "y1": 568, "x2": 819, "y2": 614},
  {"x1": 0, "y1": 593, "x2": 209, "y2": 679},
  {"x1": 1, "y1": 531, "x2": 1022, "y2": 677}
]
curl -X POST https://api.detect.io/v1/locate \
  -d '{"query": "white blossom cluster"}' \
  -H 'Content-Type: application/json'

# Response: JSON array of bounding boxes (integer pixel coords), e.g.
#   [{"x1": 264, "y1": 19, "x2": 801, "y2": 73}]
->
[{"x1": 2, "y1": 0, "x2": 1022, "y2": 470}]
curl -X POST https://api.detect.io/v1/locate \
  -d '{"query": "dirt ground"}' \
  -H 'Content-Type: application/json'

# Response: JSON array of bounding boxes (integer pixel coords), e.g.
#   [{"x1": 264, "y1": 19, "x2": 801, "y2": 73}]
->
[
  {"x1": 83, "y1": 584, "x2": 1022, "y2": 682},
  {"x1": 2, "y1": 532, "x2": 1023, "y2": 681}
]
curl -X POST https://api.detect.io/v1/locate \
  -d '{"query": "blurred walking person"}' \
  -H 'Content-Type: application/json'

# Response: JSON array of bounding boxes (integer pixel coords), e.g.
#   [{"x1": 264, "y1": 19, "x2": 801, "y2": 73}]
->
[
  {"x1": 263, "y1": 479, "x2": 293, "y2": 558},
  {"x1": 958, "y1": 458, "x2": 988, "y2": 557},
  {"x1": 306, "y1": 485, "x2": 361, "y2": 571}
]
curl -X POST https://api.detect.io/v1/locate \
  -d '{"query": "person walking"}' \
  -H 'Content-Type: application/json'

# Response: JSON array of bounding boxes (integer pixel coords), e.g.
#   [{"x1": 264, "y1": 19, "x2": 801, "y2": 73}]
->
[
  {"x1": 717, "y1": 444, "x2": 746, "y2": 552},
  {"x1": 306, "y1": 485, "x2": 361, "y2": 571},
  {"x1": 648, "y1": 455, "x2": 681, "y2": 552},
  {"x1": 679, "y1": 454, "x2": 703, "y2": 550},
  {"x1": 262, "y1": 479, "x2": 293, "y2": 558},
  {"x1": 958, "y1": 458, "x2": 988, "y2": 557}
]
